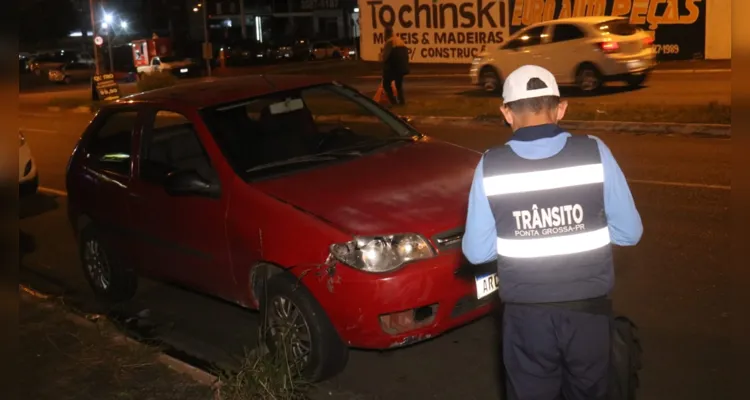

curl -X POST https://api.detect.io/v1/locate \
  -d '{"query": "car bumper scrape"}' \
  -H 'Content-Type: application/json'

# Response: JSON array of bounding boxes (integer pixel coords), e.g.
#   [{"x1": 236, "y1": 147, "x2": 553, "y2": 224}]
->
[{"x1": 303, "y1": 252, "x2": 495, "y2": 350}]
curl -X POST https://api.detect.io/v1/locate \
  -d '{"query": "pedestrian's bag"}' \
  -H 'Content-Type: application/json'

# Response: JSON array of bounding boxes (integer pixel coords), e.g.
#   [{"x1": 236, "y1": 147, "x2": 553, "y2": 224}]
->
[{"x1": 373, "y1": 80, "x2": 398, "y2": 105}]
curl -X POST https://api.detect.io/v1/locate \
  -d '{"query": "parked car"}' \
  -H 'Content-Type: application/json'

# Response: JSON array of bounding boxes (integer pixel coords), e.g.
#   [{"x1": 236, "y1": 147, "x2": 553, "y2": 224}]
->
[
  {"x1": 136, "y1": 55, "x2": 198, "y2": 78},
  {"x1": 310, "y1": 41, "x2": 342, "y2": 60},
  {"x1": 65, "y1": 75, "x2": 496, "y2": 381},
  {"x1": 30, "y1": 50, "x2": 94, "y2": 76},
  {"x1": 471, "y1": 16, "x2": 656, "y2": 93},
  {"x1": 48, "y1": 62, "x2": 94, "y2": 84},
  {"x1": 19, "y1": 131, "x2": 38, "y2": 197}
]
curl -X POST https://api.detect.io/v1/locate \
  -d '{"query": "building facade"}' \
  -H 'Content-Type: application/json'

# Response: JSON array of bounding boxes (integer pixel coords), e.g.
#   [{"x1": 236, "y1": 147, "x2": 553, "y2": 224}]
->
[{"x1": 187, "y1": 0, "x2": 359, "y2": 42}]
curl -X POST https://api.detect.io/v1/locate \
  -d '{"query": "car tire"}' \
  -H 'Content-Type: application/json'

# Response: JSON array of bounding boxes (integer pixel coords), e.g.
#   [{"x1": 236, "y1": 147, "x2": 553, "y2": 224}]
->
[
  {"x1": 260, "y1": 272, "x2": 348, "y2": 382},
  {"x1": 480, "y1": 67, "x2": 502, "y2": 94},
  {"x1": 625, "y1": 73, "x2": 648, "y2": 88},
  {"x1": 63, "y1": 76, "x2": 72, "y2": 84},
  {"x1": 79, "y1": 225, "x2": 138, "y2": 303},
  {"x1": 576, "y1": 64, "x2": 603, "y2": 93}
]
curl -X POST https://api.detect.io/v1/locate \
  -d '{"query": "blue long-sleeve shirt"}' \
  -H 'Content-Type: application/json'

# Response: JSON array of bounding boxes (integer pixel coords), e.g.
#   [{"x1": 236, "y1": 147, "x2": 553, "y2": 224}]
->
[{"x1": 462, "y1": 128, "x2": 643, "y2": 265}]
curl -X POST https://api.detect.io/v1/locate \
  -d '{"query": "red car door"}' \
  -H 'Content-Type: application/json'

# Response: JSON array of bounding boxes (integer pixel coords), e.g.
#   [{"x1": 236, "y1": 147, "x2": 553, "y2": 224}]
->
[
  {"x1": 72, "y1": 107, "x2": 143, "y2": 269},
  {"x1": 127, "y1": 107, "x2": 234, "y2": 299}
]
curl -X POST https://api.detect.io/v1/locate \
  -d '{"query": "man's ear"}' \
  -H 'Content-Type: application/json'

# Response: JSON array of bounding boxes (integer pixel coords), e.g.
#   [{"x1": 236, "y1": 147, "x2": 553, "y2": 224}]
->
[
  {"x1": 500, "y1": 105, "x2": 514, "y2": 126},
  {"x1": 556, "y1": 100, "x2": 568, "y2": 122}
]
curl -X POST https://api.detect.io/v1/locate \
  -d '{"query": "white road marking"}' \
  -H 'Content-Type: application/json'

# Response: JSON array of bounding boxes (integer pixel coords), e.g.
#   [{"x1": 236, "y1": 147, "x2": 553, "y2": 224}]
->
[
  {"x1": 628, "y1": 179, "x2": 730, "y2": 190},
  {"x1": 20, "y1": 127, "x2": 58, "y2": 134},
  {"x1": 38, "y1": 178, "x2": 729, "y2": 199},
  {"x1": 38, "y1": 187, "x2": 69, "y2": 197}
]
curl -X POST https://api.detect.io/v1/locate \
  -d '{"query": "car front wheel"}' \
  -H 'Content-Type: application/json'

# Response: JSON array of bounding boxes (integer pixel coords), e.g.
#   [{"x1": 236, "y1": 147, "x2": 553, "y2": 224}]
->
[
  {"x1": 260, "y1": 272, "x2": 348, "y2": 382},
  {"x1": 480, "y1": 67, "x2": 501, "y2": 93},
  {"x1": 79, "y1": 225, "x2": 138, "y2": 303}
]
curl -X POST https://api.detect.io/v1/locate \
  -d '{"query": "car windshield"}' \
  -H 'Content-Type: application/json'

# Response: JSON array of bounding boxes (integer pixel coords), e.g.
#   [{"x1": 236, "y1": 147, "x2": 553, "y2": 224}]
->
[
  {"x1": 201, "y1": 83, "x2": 419, "y2": 180},
  {"x1": 595, "y1": 19, "x2": 639, "y2": 36}
]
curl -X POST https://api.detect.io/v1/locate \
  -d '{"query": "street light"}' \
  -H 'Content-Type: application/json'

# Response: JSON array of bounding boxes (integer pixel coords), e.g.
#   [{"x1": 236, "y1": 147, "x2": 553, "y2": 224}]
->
[
  {"x1": 101, "y1": 22, "x2": 108, "y2": 29},
  {"x1": 120, "y1": 21, "x2": 128, "y2": 29},
  {"x1": 103, "y1": 13, "x2": 113, "y2": 24}
]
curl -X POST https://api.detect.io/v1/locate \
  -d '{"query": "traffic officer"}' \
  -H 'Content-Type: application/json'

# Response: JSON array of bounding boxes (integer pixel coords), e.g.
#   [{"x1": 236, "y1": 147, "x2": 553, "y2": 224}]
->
[{"x1": 462, "y1": 65, "x2": 643, "y2": 400}]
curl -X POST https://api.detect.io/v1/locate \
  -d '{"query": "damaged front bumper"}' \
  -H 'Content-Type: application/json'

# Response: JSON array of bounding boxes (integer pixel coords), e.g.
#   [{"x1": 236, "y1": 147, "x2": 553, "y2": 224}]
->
[{"x1": 301, "y1": 251, "x2": 497, "y2": 350}]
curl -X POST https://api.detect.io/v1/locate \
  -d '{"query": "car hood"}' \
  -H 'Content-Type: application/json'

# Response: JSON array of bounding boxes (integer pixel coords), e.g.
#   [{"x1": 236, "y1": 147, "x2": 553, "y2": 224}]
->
[{"x1": 252, "y1": 138, "x2": 481, "y2": 237}]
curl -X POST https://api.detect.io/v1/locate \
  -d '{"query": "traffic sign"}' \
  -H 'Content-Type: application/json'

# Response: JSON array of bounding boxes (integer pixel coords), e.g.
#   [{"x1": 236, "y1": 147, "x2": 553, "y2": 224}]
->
[{"x1": 94, "y1": 36, "x2": 103, "y2": 46}]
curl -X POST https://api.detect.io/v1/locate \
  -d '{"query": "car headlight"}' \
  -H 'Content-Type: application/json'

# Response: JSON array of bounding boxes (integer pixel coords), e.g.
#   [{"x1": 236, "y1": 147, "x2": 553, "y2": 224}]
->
[
  {"x1": 330, "y1": 233, "x2": 436, "y2": 273},
  {"x1": 19, "y1": 132, "x2": 25, "y2": 147}
]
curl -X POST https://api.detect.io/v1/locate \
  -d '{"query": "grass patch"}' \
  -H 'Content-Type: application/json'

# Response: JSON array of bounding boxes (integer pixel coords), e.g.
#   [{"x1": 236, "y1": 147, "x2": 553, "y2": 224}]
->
[
  {"x1": 395, "y1": 97, "x2": 730, "y2": 124},
  {"x1": 19, "y1": 294, "x2": 214, "y2": 400},
  {"x1": 137, "y1": 70, "x2": 178, "y2": 92},
  {"x1": 214, "y1": 347, "x2": 311, "y2": 400}
]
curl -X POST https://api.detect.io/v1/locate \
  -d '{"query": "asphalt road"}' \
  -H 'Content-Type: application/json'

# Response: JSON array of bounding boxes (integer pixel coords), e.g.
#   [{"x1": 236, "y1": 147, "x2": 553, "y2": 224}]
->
[
  {"x1": 19, "y1": 111, "x2": 732, "y2": 399},
  {"x1": 20, "y1": 69, "x2": 730, "y2": 109}
]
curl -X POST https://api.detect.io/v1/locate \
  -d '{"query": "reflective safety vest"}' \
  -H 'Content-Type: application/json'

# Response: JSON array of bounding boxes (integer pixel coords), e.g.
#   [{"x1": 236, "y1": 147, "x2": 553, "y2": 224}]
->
[{"x1": 482, "y1": 135, "x2": 614, "y2": 304}]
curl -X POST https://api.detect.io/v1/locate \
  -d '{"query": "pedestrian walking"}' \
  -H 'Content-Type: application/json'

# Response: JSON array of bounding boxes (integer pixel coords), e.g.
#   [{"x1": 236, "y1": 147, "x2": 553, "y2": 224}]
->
[
  {"x1": 381, "y1": 27, "x2": 409, "y2": 107},
  {"x1": 461, "y1": 65, "x2": 643, "y2": 400}
]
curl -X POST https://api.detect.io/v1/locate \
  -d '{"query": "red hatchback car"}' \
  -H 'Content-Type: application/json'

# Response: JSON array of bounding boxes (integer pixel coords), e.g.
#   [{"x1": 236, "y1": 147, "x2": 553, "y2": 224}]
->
[{"x1": 65, "y1": 75, "x2": 497, "y2": 380}]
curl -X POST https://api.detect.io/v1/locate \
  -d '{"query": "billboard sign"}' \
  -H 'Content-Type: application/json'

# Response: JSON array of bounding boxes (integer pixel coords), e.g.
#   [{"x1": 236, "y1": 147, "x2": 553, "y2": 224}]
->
[{"x1": 359, "y1": 0, "x2": 706, "y2": 63}]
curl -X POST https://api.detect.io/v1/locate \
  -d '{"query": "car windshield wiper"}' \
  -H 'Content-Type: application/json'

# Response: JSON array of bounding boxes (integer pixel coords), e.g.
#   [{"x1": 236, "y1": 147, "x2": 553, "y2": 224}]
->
[{"x1": 245, "y1": 152, "x2": 360, "y2": 173}]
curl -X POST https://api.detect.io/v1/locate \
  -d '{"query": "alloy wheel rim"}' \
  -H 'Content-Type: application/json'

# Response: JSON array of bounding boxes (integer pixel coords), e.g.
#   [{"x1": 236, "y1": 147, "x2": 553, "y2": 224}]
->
[
  {"x1": 268, "y1": 295, "x2": 312, "y2": 367},
  {"x1": 580, "y1": 70, "x2": 599, "y2": 91},
  {"x1": 482, "y1": 73, "x2": 498, "y2": 92},
  {"x1": 83, "y1": 239, "x2": 111, "y2": 291}
]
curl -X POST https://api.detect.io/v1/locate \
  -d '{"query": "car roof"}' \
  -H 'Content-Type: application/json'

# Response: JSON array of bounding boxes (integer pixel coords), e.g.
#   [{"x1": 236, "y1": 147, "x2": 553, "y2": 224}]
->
[{"x1": 114, "y1": 74, "x2": 333, "y2": 109}]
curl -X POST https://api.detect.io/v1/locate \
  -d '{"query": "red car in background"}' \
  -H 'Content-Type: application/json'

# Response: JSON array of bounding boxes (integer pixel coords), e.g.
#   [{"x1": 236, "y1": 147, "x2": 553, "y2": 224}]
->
[{"x1": 65, "y1": 75, "x2": 496, "y2": 380}]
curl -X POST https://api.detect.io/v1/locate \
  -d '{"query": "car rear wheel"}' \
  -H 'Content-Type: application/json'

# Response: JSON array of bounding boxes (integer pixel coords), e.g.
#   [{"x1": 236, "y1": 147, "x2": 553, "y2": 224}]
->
[
  {"x1": 79, "y1": 225, "x2": 138, "y2": 303},
  {"x1": 625, "y1": 73, "x2": 648, "y2": 88},
  {"x1": 260, "y1": 272, "x2": 348, "y2": 382},
  {"x1": 480, "y1": 67, "x2": 501, "y2": 94},
  {"x1": 576, "y1": 64, "x2": 603, "y2": 93},
  {"x1": 63, "y1": 76, "x2": 72, "y2": 84}
]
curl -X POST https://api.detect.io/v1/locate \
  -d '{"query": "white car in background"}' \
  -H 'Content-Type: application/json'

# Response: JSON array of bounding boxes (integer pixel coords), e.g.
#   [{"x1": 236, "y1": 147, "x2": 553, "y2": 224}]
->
[
  {"x1": 471, "y1": 16, "x2": 656, "y2": 94},
  {"x1": 19, "y1": 131, "x2": 38, "y2": 197}
]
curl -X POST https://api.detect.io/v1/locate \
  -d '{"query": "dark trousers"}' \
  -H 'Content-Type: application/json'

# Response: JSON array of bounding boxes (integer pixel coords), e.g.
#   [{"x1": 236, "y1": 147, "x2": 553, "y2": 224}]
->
[
  {"x1": 383, "y1": 73, "x2": 405, "y2": 105},
  {"x1": 502, "y1": 303, "x2": 610, "y2": 400}
]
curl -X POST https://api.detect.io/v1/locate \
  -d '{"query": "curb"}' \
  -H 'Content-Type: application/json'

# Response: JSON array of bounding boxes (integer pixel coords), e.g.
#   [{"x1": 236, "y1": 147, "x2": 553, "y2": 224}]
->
[
  {"x1": 407, "y1": 115, "x2": 730, "y2": 137},
  {"x1": 19, "y1": 284, "x2": 222, "y2": 390}
]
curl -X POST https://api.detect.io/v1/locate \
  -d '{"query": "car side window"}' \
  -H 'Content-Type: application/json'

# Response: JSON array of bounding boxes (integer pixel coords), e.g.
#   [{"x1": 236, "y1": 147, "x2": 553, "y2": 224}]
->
[
  {"x1": 139, "y1": 110, "x2": 216, "y2": 184},
  {"x1": 551, "y1": 24, "x2": 585, "y2": 43},
  {"x1": 86, "y1": 111, "x2": 138, "y2": 176},
  {"x1": 504, "y1": 26, "x2": 546, "y2": 49}
]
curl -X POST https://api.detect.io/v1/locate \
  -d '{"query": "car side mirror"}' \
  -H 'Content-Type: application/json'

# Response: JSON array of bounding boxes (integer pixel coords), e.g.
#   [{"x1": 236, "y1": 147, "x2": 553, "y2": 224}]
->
[{"x1": 163, "y1": 169, "x2": 220, "y2": 198}]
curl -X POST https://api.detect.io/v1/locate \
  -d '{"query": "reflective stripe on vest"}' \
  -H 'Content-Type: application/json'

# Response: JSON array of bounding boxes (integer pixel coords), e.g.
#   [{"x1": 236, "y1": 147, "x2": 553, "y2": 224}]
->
[
  {"x1": 483, "y1": 163, "x2": 605, "y2": 197},
  {"x1": 496, "y1": 226, "x2": 611, "y2": 258},
  {"x1": 483, "y1": 161, "x2": 608, "y2": 258}
]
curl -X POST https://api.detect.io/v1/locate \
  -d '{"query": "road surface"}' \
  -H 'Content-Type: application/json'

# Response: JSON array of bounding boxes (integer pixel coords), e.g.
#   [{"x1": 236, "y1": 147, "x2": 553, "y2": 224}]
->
[{"x1": 18, "y1": 110, "x2": 732, "y2": 399}]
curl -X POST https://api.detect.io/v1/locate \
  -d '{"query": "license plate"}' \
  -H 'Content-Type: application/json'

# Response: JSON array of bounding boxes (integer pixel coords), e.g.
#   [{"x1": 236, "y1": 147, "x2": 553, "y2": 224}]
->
[
  {"x1": 180, "y1": 68, "x2": 188, "y2": 73},
  {"x1": 628, "y1": 60, "x2": 645, "y2": 70},
  {"x1": 475, "y1": 273, "x2": 499, "y2": 299}
]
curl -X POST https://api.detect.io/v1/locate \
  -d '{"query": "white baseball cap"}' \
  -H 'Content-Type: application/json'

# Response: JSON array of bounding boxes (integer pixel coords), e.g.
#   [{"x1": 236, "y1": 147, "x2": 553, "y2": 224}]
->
[{"x1": 502, "y1": 65, "x2": 560, "y2": 103}]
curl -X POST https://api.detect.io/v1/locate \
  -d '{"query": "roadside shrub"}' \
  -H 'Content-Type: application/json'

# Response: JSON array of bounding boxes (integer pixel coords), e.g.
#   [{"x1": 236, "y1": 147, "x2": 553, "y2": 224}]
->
[
  {"x1": 136, "y1": 71, "x2": 177, "y2": 92},
  {"x1": 214, "y1": 344, "x2": 311, "y2": 400}
]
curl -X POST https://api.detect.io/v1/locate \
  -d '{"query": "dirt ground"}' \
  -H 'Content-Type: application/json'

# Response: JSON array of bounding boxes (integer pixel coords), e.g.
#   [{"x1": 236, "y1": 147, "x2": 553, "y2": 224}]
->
[{"x1": 19, "y1": 290, "x2": 215, "y2": 400}]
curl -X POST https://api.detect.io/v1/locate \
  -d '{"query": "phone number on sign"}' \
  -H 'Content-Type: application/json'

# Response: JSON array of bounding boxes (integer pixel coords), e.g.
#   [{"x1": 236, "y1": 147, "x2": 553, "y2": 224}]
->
[{"x1": 654, "y1": 44, "x2": 680, "y2": 55}]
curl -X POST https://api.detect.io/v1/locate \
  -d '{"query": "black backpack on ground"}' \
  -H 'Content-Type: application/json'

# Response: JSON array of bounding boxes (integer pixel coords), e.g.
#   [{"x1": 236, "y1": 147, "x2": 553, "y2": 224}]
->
[{"x1": 608, "y1": 315, "x2": 644, "y2": 400}]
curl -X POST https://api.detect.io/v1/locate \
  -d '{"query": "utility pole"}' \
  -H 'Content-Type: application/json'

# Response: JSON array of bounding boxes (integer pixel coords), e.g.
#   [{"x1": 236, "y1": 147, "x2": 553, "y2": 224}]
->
[
  {"x1": 239, "y1": 0, "x2": 247, "y2": 39},
  {"x1": 202, "y1": 1, "x2": 212, "y2": 76},
  {"x1": 88, "y1": 0, "x2": 100, "y2": 75},
  {"x1": 107, "y1": 29, "x2": 114, "y2": 73}
]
